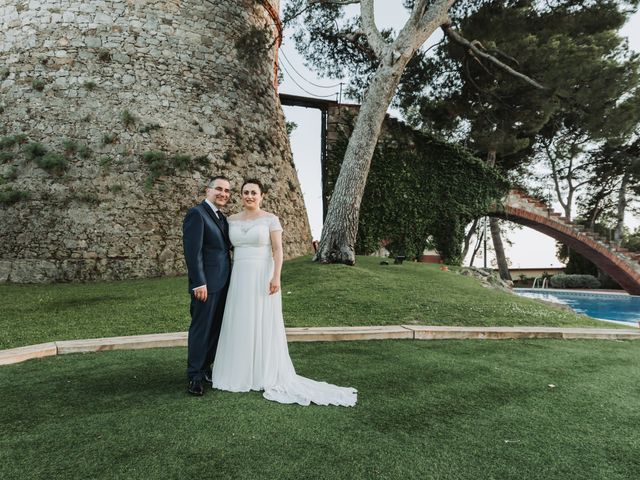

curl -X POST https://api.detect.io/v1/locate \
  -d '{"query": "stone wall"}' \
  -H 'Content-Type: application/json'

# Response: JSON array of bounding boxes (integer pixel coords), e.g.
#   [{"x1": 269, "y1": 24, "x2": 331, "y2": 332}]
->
[{"x1": 0, "y1": 0, "x2": 312, "y2": 282}]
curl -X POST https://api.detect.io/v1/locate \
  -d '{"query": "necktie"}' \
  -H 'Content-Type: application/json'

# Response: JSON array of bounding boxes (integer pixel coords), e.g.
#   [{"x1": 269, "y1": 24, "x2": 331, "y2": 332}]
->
[{"x1": 218, "y1": 211, "x2": 228, "y2": 235}]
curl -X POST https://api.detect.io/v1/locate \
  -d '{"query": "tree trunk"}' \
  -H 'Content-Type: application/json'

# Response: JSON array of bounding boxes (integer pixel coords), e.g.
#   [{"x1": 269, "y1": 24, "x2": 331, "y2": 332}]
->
[
  {"x1": 461, "y1": 218, "x2": 480, "y2": 261},
  {"x1": 313, "y1": 57, "x2": 411, "y2": 264},
  {"x1": 313, "y1": 0, "x2": 455, "y2": 264},
  {"x1": 613, "y1": 171, "x2": 629, "y2": 244},
  {"x1": 489, "y1": 217, "x2": 512, "y2": 280},
  {"x1": 468, "y1": 221, "x2": 485, "y2": 267},
  {"x1": 485, "y1": 149, "x2": 512, "y2": 280}
]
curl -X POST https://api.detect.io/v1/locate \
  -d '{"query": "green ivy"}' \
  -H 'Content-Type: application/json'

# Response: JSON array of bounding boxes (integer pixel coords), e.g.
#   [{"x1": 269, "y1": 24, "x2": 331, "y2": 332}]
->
[
  {"x1": 325, "y1": 119, "x2": 508, "y2": 264},
  {"x1": 235, "y1": 26, "x2": 271, "y2": 69},
  {"x1": 0, "y1": 188, "x2": 29, "y2": 206},
  {"x1": 141, "y1": 151, "x2": 211, "y2": 187}
]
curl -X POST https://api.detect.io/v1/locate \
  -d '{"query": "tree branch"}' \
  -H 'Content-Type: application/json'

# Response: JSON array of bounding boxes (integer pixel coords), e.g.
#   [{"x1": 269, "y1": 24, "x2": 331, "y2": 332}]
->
[
  {"x1": 442, "y1": 23, "x2": 547, "y2": 91},
  {"x1": 360, "y1": 0, "x2": 388, "y2": 59},
  {"x1": 395, "y1": 0, "x2": 454, "y2": 56}
]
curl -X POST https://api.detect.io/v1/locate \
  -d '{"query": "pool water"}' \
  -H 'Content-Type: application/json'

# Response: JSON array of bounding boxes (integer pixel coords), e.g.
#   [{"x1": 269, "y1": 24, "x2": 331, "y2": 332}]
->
[{"x1": 515, "y1": 288, "x2": 640, "y2": 325}]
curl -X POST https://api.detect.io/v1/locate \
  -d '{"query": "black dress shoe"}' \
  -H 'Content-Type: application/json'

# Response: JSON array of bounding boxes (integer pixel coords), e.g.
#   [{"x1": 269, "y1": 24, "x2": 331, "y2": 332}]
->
[
  {"x1": 204, "y1": 369, "x2": 213, "y2": 384},
  {"x1": 187, "y1": 379, "x2": 204, "y2": 396}
]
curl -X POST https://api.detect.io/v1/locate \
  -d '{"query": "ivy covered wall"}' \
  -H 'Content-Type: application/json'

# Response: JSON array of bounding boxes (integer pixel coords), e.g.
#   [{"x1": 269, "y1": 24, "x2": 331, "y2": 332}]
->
[{"x1": 324, "y1": 108, "x2": 508, "y2": 264}]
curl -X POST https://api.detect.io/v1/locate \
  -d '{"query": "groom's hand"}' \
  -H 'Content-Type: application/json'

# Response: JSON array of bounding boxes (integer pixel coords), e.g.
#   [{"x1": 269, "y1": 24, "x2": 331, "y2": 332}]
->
[{"x1": 194, "y1": 285, "x2": 208, "y2": 302}]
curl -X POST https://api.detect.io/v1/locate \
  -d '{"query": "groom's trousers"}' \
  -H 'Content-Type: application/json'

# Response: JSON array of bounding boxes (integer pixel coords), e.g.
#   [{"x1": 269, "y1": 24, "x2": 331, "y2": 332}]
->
[{"x1": 187, "y1": 284, "x2": 228, "y2": 381}]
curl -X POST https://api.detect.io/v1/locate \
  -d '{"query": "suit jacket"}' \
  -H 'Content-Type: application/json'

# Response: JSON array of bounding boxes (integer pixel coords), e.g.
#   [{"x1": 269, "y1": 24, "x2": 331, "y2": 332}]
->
[{"x1": 182, "y1": 201, "x2": 231, "y2": 293}]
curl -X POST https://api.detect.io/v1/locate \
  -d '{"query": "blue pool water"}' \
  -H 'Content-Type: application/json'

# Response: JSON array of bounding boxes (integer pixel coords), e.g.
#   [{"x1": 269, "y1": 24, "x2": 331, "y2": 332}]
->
[{"x1": 515, "y1": 288, "x2": 640, "y2": 325}]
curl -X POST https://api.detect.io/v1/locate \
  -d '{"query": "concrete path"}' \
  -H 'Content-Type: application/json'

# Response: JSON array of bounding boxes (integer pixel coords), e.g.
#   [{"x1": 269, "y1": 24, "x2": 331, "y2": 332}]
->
[{"x1": 2, "y1": 325, "x2": 639, "y2": 366}]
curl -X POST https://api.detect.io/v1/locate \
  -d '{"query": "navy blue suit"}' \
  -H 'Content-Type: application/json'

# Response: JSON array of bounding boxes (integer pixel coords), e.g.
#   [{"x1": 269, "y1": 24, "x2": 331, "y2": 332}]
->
[{"x1": 182, "y1": 201, "x2": 231, "y2": 381}]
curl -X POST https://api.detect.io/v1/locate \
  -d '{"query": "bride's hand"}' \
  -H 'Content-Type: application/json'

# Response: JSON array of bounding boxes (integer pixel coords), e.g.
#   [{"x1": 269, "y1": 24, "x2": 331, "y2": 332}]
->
[{"x1": 269, "y1": 278, "x2": 280, "y2": 295}]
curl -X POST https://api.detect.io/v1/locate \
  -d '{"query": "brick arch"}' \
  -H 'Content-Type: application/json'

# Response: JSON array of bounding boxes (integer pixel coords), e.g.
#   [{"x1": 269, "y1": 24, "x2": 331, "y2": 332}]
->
[{"x1": 489, "y1": 190, "x2": 640, "y2": 295}]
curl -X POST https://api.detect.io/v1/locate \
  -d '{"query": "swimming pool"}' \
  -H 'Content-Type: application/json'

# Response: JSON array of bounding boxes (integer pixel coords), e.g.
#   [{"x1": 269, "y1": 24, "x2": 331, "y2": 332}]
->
[{"x1": 515, "y1": 288, "x2": 640, "y2": 325}]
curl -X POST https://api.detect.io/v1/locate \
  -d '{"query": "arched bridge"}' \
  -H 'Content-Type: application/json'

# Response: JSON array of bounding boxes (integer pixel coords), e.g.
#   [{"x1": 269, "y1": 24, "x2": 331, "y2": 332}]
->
[{"x1": 490, "y1": 190, "x2": 640, "y2": 295}]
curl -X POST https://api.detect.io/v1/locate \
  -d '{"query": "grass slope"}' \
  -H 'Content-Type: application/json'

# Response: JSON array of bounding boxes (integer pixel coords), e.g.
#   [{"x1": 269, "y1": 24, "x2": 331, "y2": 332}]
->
[
  {"x1": 0, "y1": 256, "x2": 614, "y2": 350},
  {"x1": 1, "y1": 340, "x2": 639, "y2": 479}
]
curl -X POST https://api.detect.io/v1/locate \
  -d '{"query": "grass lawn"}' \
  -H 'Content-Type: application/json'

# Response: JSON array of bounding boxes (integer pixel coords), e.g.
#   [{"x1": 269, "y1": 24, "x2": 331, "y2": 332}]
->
[
  {"x1": 1, "y1": 339, "x2": 639, "y2": 479},
  {"x1": 0, "y1": 256, "x2": 618, "y2": 350}
]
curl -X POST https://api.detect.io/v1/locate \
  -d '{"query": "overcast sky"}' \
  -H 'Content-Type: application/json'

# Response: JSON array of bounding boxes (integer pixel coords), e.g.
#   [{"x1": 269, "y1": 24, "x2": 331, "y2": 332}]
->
[{"x1": 279, "y1": 2, "x2": 640, "y2": 268}]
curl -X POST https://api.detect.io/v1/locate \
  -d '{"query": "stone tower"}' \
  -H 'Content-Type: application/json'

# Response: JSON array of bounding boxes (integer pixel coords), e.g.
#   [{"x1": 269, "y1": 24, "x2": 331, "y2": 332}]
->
[{"x1": 0, "y1": 0, "x2": 311, "y2": 282}]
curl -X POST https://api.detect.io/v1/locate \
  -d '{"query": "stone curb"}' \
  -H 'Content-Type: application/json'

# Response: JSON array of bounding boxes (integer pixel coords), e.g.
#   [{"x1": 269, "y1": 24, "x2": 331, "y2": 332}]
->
[{"x1": 1, "y1": 326, "x2": 639, "y2": 366}]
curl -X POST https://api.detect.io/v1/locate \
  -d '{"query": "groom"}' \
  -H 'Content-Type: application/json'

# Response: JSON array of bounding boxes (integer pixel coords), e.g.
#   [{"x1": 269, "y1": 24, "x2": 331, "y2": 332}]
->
[{"x1": 182, "y1": 176, "x2": 232, "y2": 396}]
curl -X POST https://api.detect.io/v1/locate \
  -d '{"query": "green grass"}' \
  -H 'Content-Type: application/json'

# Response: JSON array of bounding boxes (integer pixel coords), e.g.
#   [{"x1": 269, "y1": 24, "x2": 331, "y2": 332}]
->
[
  {"x1": 280, "y1": 257, "x2": 611, "y2": 328},
  {"x1": 1, "y1": 340, "x2": 639, "y2": 479},
  {"x1": 0, "y1": 256, "x2": 618, "y2": 350}
]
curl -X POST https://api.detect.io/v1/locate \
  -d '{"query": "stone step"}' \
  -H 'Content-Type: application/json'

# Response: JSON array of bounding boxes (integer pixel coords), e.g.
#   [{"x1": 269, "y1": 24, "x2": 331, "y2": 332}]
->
[
  {"x1": 0, "y1": 342, "x2": 57, "y2": 366},
  {"x1": 1, "y1": 326, "x2": 639, "y2": 365}
]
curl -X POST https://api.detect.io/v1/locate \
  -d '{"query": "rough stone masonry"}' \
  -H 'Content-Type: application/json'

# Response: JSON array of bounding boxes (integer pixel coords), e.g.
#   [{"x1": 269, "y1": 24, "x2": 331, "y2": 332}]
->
[{"x1": 0, "y1": 0, "x2": 311, "y2": 282}]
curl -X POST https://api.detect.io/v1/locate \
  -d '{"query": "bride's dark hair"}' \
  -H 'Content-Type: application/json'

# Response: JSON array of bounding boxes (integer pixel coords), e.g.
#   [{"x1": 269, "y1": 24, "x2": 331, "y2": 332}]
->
[{"x1": 241, "y1": 178, "x2": 266, "y2": 193}]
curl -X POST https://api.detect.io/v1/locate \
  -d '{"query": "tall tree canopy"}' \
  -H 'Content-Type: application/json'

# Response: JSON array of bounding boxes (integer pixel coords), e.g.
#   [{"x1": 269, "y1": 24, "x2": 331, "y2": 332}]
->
[{"x1": 284, "y1": 0, "x2": 544, "y2": 265}]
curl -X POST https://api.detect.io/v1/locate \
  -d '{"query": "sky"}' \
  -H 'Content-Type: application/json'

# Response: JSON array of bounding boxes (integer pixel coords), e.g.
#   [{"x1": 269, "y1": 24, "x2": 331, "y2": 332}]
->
[{"x1": 278, "y1": 1, "x2": 640, "y2": 268}]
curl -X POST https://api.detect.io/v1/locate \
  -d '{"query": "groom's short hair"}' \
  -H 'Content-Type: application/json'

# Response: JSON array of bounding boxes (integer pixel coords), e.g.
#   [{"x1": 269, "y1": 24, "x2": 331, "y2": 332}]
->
[{"x1": 207, "y1": 176, "x2": 230, "y2": 188}]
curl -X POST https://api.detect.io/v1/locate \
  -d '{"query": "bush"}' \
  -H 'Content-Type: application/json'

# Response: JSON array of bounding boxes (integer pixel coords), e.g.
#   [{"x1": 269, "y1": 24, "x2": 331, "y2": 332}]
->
[
  {"x1": 62, "y1": 139, "x2": 78, "y2": 155},
  {"x1": 139, "y1": 123, "x2": 161, "y2": 133},
  {"x1": 77, "y1": 144, "x2": 91, "y2": 159},
  {"x1": 35, "y1": 153, "x2": 68, "y2": 175},
  {"x1": 0, "y1": 166, "x2": 18, "y2": 184},
  {"x1": 121, "y1": 110, "x2": 137, "y2": 128},
  {"x1": 0, "y1": 188, "x2": 29, "y2": 206},
  {"x1": 23, "y1": 142, "x2": 47, "y2": 160},
  {"x1": 97, "y1": 49, "x2": 111, "y2": 62},
  {"x1": 101, "y1": 133, "x2": 117, "y2": 145},
  {"x1": 32, "y1": 79, "x2": 46, "y2": 91},
  {"x1": 550, "y1": 274, "x2": 600, "y2": 289},
  {"x1": 0, "y1": 134, "x2": 28, "y2": 150},
  {"x1": 171, "y1": 154, "x2": 192, "y2": 170}
]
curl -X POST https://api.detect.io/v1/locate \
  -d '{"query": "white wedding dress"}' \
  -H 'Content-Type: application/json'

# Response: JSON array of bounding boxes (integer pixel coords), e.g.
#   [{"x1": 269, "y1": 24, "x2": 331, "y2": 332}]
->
[{"x1": 211, "y1": 214, "x2": 357, "y2": 407}]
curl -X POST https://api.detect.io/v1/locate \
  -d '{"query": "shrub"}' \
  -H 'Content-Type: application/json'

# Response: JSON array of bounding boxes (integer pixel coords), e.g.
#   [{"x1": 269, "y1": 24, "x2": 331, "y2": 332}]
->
[
  {"x1": 72, "y1": 192, "x2": 100, "y2": 204},
  {"x1": 23, "y1": 142, "x2": 47, "y2": 160},
  {"x1": 235, "y1": 26, "x2": 271, "y2": 69},
  {"x1": 35, "y1": 152, "x2": 68, "y2": 175},
  {"x1": 139, "y1": 123, "x2": 161, "y2": 133},
  {"x1": 142, "y1": 151, "x2": 209, "y2": 186},
  {"x1": 99, "y1": 156, "x2": 113, "y2": 168},
  {"x1": 0, "y1": 152, "x2": 14, "y2": 163},
  {"x1": 62, "y1": 139, "x2": 78, "y2": 155},
  {"x1": 0, "y1": 134, "x2": 28, "y2": 150},
  {"x1": 0, "y1": 68, "x2": 9, "y2": 80},
  {"x1": 101, "y1": 133, "x2": 117, "y2": 145},
  {"x1": 193, "y1": 155, "x2": 210, "y2": 168},
  {"x1": 0, "y1": 188, "x2": 29, "y2": 206},
  {"x1": 121, "y1": 110, "x2": 137, "y2": 128},
  {"x1": 83, "y1": 81, "x2": 97, "y2": 91},
  {"x1": 32, "y1": 79, "x2": 46, "y2": 91},
  {"x1": 77, "y1": 144, "x2": 91, "y2": 159},
  {"x1": 142, "y1": 150, "x2": 169, "y2": 180},
  {"x1": 172, "y1": 154, "x2": 192, "y2": 170},
  {"x1": 0, "y1": 166, "x2": 18, "y2": 184},
  {"x1": 550, "y1": 274, "x2": 601, "y2": 289},
  {"x1": 97, "y1": 49, "x2": 111, "y2": 62}
]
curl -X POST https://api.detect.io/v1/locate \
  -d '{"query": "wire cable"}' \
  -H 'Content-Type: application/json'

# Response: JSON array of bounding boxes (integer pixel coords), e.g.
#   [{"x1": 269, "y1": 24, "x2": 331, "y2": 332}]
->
[
  {"x1": 279, "y1": 50, "x2": 344, "y2": 89},
  {"x1": 279, "y1": 62, "x2": 339, "y2": 99}
]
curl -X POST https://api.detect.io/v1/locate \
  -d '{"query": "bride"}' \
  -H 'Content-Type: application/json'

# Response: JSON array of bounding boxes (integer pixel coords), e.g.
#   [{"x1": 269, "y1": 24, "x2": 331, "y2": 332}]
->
[{"x1": 211, "y1": 179, "x2": 357, "y2": 407}]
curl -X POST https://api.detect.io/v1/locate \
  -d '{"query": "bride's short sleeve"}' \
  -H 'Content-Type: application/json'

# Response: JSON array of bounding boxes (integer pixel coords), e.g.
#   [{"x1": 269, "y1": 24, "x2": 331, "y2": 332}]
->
[{"x1": 269, "y1": 215, "x2": 283, "y2": 232}]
